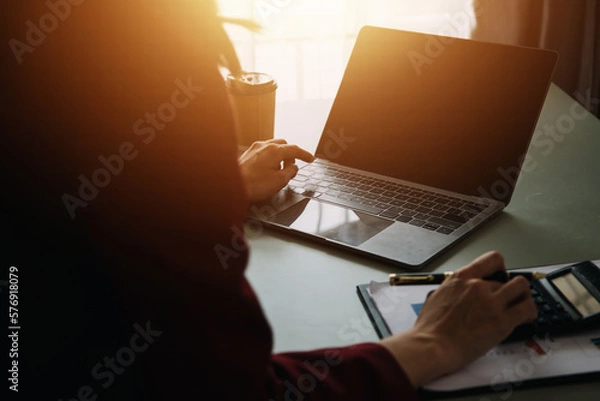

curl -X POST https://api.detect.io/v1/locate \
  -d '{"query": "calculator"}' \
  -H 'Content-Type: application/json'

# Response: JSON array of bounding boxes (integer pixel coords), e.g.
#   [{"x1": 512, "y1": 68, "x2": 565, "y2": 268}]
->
[{"x1": 505, "y1": 261, "x2": 600, "y2": 342}]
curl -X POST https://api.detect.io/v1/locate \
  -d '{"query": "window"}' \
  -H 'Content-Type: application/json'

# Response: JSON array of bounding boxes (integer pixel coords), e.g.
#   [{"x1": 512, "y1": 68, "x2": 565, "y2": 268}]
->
[{"x1": 218, "y1": 0, "x2": 477, "y2": 101}]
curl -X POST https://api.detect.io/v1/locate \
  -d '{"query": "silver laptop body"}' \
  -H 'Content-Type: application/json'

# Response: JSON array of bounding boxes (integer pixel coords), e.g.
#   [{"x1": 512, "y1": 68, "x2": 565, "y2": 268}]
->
[{"x1": 249, "y1": 26, "x2": 558, "y2": 270}]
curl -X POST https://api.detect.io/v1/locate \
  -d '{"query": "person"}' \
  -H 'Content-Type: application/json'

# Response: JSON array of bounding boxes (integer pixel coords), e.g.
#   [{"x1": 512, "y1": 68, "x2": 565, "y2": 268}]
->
[{"x1": 2, "y1": 1, "x2": 537, "y2": 400}]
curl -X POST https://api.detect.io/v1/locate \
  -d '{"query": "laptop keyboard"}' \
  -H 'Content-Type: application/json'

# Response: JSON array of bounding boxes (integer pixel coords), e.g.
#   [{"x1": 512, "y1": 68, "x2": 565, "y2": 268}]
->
[{"x1": 287, "y1": 161, "x2": 491, "y2": 235}]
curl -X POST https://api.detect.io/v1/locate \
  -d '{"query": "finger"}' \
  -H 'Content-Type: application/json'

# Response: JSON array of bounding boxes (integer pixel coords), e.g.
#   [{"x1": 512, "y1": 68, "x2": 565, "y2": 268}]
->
[
  {"x1": 454, "y1": 251, "x2": 505, "y2": 280},
  {"x1": 277, "y1": 144, "x2": 315, "y2": 163},
  {"x1": 282, "y1": 158, "x2": 296, "y2": 169},
  {"x1": 267, "y1": 138, "x2": 288, "y2": 145},
  {"x1": 482, "y1": 280, "x2": 504, "y2": 293},
  {"x1": 505, "y1": 295, "x2": 538, "y2": 327},
  {"x1": 273, "y1": 164, "x2": 299, "y2": 188},
  {"x1": 495, "y1": 276, "x2": 531, "y2": 307}
]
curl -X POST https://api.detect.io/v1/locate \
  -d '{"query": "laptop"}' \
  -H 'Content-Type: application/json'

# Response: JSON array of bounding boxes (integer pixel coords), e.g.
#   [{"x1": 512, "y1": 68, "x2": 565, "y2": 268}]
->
[{"x1": 249, "y1": 25, "x2": 558, "y2": 270}]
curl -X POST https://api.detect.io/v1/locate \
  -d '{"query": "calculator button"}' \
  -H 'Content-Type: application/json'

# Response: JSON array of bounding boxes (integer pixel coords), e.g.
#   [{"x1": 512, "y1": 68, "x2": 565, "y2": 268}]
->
[{"x1": 560, "y1": 312, "x2": 573, "y2": 321}]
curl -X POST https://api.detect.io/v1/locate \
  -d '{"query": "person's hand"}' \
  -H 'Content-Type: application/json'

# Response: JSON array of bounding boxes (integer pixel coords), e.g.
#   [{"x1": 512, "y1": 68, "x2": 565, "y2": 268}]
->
[
  {"x1": 239, "y1": 138, "x2": 315, "y2": 203},
  {"x1": 381, "y1": 251, "x2": 537, "y2": 388}
]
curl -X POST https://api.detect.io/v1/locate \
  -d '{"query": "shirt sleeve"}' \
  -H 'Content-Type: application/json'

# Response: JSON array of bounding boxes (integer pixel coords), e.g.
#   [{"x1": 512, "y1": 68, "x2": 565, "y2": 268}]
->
[{"x1": 270, "y1": 344, "x2": 418, "y2": 401}]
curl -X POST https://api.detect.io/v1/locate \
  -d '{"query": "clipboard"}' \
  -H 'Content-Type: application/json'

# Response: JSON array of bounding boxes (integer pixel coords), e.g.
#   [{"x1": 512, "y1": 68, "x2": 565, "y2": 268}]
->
[
  {"x1": 356, "y1": 261, "x2": 600, "y2": 396},
  {"x1": 357, "y1": 283, "x2": 392, "y2": 339}
]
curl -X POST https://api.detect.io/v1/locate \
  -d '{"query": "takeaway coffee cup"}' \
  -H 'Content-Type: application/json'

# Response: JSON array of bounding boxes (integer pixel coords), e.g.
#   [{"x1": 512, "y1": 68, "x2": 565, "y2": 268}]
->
[{"x1": 226, "y1": 72, "x2": 278, "y2": 147}]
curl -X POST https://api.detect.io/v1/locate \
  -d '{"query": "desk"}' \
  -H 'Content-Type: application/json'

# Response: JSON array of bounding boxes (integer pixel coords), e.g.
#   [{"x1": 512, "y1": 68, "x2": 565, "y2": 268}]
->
[{"x1": 246, "y1": 84, "x2": 600, "y2": 400}]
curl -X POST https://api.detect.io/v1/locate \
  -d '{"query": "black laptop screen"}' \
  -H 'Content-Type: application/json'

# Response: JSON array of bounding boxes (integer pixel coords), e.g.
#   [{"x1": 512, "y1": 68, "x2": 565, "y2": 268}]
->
[{"x1": 315, "y1": 26, "x2": 557, "y2": 204}]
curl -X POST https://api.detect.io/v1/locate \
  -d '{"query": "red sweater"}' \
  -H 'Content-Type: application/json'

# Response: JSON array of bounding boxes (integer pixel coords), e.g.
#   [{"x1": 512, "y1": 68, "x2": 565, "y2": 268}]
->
[{"x1": 2, "y1": 2, "x2": 417, "y2": 400}]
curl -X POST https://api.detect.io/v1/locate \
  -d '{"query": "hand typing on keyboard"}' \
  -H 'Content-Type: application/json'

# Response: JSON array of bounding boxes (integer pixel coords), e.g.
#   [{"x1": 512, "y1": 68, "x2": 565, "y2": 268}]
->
[{"x1": 239, "y1": 139, "x2": 315, "y2": 203}]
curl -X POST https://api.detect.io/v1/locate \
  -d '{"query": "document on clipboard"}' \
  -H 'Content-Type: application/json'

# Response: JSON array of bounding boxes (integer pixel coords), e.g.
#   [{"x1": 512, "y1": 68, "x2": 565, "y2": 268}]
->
[{"x1": 356, "y1": 260, "x2": 600, "y2": 394}]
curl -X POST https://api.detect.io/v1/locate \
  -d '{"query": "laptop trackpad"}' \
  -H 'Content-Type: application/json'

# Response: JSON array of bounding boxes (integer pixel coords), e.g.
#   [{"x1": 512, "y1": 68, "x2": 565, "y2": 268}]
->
[{"x1": 269, "y1": 199, "x2": 393, "y2": 247}]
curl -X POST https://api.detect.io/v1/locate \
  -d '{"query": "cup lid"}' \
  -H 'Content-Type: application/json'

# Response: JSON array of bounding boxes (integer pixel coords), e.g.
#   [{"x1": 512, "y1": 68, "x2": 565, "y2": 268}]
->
[{"x1": 227, "y1": 72, "x2": 277, "y2": 95}]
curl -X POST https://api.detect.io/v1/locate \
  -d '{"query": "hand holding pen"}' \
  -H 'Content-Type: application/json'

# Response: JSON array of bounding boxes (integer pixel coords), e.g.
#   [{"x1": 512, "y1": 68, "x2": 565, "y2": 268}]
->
[{"x1": 380, "y1": 251, "x2": 539, "y2": 386}]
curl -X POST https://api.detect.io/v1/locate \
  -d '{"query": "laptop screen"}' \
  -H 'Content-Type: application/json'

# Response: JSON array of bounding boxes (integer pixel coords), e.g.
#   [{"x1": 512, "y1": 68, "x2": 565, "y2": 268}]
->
[{"x1": 316, "y1": 26, "x2": 557, "y2": 204}]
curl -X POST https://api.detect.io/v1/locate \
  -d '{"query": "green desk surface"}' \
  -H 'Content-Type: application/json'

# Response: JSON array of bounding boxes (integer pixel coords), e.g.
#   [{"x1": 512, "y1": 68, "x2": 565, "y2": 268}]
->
[{"x1": 245, "y1": 84, "x2": 600, "y2": 400}]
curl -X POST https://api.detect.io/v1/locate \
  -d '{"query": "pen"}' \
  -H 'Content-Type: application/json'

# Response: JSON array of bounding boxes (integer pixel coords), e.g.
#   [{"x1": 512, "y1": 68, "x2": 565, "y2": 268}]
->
[{"x1": 389, "y1": 271, "x2": 548, "y2": 285}]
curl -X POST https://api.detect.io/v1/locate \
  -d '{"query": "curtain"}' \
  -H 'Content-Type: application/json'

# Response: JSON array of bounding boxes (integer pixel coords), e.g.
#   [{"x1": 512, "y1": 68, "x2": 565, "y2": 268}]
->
[{"x1": 472, "y1": 0, "x2": 600, "y2": 117}]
